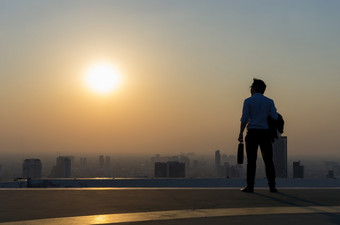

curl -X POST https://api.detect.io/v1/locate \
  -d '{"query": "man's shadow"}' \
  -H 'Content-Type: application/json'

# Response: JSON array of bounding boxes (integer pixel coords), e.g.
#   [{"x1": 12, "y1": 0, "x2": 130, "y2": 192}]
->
[{"x1": 254, "y1": 191, "x2": 340, "y2": 224}]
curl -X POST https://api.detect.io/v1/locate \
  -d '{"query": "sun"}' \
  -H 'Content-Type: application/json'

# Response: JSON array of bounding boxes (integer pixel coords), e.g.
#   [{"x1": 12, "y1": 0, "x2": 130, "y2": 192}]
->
[{"x1": 84, "y1": 62, "x2": 122, "y2": 94}]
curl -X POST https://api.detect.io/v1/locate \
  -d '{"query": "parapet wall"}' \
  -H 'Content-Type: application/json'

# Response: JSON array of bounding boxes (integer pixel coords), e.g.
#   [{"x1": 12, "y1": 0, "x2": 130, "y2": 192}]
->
[{"x1": 1, "y1": 178, "x2": 340, "y2": 188}]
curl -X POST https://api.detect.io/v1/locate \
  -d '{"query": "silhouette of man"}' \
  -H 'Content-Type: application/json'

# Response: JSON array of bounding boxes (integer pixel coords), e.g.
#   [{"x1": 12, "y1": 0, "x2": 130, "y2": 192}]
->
[{"x1": 238, "y1": 78, "x2": 278, "y2": 193}]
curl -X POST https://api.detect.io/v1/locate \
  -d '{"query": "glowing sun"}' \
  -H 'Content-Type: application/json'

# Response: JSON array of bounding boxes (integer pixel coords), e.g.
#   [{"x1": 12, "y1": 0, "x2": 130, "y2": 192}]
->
[{"x1": 84, "y1": 62, "x2": 122, "y2": 94}]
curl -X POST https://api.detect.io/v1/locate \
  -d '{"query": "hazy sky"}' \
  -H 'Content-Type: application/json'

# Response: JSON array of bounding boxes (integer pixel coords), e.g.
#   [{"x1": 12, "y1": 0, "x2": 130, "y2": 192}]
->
[{"x1": 1, "y1": 0, "x2": 340, "y2": 157}]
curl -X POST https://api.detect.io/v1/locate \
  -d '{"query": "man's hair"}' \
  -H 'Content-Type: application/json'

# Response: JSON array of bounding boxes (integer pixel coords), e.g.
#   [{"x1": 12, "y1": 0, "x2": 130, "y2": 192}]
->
[{"x1": 251, "y1": 78, "x2": 266, "y2": 94}]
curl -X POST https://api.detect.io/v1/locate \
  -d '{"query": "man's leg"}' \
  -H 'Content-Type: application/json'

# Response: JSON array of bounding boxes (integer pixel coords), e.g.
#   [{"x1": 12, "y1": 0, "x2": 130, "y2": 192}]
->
[
  {"x1": 245, "y1": 132, "x2": 258, "y2": 189},
  {"x1": 260, "y1": 135, "x2": 276, "y2": 191}
]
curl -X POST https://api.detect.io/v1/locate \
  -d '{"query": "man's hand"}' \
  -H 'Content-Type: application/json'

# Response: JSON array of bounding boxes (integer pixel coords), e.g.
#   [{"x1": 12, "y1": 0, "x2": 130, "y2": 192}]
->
[{"x1": 238, "y1": 133, "x2": 243, "y2": 143}]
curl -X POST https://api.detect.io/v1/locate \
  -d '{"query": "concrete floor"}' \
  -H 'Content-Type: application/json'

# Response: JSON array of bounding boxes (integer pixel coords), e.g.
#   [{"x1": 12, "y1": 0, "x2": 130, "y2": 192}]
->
[{"x1": 1, "y1": 188, "x2": 340, "y2": 224}]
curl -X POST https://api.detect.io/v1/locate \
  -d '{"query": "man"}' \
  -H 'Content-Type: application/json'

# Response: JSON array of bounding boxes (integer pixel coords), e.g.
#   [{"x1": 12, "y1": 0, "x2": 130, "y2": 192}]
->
[{"x1": 238, "y1": 78, "x2": 278, "y2": 193}]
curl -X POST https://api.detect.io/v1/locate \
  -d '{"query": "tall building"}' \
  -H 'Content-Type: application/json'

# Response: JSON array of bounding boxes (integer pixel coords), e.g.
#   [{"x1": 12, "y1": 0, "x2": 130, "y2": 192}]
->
[
  {"x1": 51, "y1": 156, "x2": 72, "y2": 178},
  {"x1": 293, "y1": 161, "x2": 304, "y2": 178},
  {"x1": 215, "y1": 150, "x2": 221, "y2": 171},
  {"x1": 327, "y1": 170, "x2": 335, "y2": 178},
  {"x1": 105, "y1": 156, "x2": 111, "y2": 167},
  {"x1": 99, "y1": 155, "x2": 105, "y2": 168},
  {"x1": 79, "y1": 157, "x2": 88, "y2": 177},
  {"x1": 215, "y1": 150, "x2": 224, "y2": 177},
  {"x1": 167, "y1": 161, "x2": 185, "y2": 178},
  {"x1": 154, "y1": 162, "x2": 167, "y2": 177},
  {"x1": 179, "y1": 156, "x2": 190, "y2": 176},
  {"x1": 154, "y1": 161, "x2": 185, "y2": 178},
  {"x1": 215, "y1": 150, "x2": 221, "y2": 167},
  {"x1": 191, "y1": 160, "x2": 199, "y2": 177},
  {"x1": 23, "y1": 159, "x2": 42, "y2": 178},
  {"x1": 80, "y1": 157, "x2": 87, "y2": 168},
  {"x1": 273, "y1": 134, "x2": 287, "y2": 178}
]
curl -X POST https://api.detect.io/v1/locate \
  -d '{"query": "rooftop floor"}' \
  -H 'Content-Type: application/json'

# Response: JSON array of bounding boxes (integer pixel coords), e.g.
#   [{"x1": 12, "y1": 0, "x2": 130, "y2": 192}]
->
[{"x1": 1, "y1": 188, "x2": 340, "y2": 224}]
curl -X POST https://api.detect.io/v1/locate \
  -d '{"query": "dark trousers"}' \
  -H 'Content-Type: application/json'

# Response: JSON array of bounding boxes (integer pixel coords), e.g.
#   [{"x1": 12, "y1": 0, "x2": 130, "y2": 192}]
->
[{"x1": 245, "y1": 129, "x2": 276, "y2": 188}]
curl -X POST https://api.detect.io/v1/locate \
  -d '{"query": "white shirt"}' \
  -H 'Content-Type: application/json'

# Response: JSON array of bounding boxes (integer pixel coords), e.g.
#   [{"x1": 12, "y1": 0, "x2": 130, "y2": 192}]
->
[{"x1": 241, "y1": 93, "x2": 278, "y2": 130}]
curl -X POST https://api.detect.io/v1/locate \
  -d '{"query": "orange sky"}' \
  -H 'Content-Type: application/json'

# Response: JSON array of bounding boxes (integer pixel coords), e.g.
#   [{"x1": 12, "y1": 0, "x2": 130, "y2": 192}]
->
[{"x1": 1, "y1": 1, "x2": 340, "y2": 157}]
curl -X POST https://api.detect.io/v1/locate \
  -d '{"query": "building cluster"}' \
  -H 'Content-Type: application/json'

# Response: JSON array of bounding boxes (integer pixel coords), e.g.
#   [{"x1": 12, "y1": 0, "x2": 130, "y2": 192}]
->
[
  {"x1": 152, "y1": 153, "x2": 238, "y2": 178},
  {"x1": 15, "y1": 133, "x2": 294, "y2": 180},
  {"x1": 154, "y1": 161, "x2": 185, "y2": 178},
  {"x1": 212, "y1": 134, "x2": 290, "y2": 179},
  {"x1": 22, "y1": 156, "x2": 74, "y2": 179},
  {"x1": 152, "y1": 154, "x2": 188, "y2": 178},
  {"x1": 324, "y1": 161, "x2": 340, "y2": 179},
  {"x1": 3, "y1": 132, "x2": 340, "y2": 180},
  {"x1": 214, "y1": 150, "x2": 243, "y2": 178}
]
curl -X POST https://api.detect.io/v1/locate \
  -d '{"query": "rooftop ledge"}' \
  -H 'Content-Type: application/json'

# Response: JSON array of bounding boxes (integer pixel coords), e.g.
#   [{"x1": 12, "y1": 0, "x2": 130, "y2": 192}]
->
[{"x1": 1, "y1": 178, "x2": 340, "y2": 188}]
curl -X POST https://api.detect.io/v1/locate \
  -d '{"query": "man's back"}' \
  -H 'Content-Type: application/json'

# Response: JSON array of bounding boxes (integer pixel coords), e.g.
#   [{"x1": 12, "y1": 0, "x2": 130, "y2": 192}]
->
[{"x1": 241, "y1": 93, "x2": 278, "y2": 130}]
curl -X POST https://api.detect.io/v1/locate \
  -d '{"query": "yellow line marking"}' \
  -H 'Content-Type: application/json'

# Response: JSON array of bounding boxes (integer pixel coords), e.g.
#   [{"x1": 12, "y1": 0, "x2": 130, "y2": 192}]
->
[{"x1": 1, "y1": 206, "x2": 340, "y2": 225}]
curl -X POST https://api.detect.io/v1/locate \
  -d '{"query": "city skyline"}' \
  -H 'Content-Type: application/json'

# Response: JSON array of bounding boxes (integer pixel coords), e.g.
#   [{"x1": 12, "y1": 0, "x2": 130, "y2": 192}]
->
[
  {"x1": 1, "y1": 150, "x2": 339, "y2": 182},
  {"x1": 1, "y1": 1, "x2": 340, "y2": 157}
]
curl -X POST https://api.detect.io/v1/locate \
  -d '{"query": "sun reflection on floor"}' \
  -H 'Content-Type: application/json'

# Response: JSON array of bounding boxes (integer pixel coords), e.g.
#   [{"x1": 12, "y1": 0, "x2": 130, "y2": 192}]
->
[
  {"x1": 2, "y1": 206, "x2": 340, "y2": 225},
  {"x1": 92, "y1": 215, "x2": 110, "y2": 224}
]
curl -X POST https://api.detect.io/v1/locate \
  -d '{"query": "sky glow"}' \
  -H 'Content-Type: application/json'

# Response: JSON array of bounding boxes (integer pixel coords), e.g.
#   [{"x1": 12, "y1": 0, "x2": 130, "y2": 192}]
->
[{"x1": 0, "y1": 0, "x2": 340, "y2": 157}]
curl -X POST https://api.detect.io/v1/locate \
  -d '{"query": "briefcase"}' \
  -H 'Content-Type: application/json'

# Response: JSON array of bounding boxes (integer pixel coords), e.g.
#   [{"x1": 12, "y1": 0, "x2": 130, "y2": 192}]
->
[{"x1": 237, "y1": 142, "x2": 244, "y2": 164}]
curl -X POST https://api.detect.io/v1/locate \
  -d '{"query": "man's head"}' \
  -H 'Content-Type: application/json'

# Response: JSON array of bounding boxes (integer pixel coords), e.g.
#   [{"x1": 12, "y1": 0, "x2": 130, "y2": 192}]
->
[{"x1": 251, "y1": 78, "x2": 266, "y2": 94}]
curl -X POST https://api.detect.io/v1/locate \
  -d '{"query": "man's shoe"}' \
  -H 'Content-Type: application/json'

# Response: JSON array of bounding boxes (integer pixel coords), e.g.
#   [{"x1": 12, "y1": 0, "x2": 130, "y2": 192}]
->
[
  {"x1": 270, "y1": 187, "x2": 278, "y2": 193},
  {"x1": 241, "y1": 186, "x2": 254, "y2": 193}
]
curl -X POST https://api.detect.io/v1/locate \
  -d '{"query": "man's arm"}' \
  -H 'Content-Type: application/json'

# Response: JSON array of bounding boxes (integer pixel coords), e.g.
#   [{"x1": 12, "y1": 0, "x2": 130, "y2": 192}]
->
[
  {"x1": 269, "y1": 100, "x2": 278, "y2": 120},
  {"x1": 239, "y1": 99, "x2": 249, "y2": 142},
  {"x1": 238, "y1": 122, "x2": 247, "y2": 142}
]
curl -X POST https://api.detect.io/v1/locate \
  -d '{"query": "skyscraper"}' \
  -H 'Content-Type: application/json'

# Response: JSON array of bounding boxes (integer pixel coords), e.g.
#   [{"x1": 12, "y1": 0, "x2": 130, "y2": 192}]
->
[
  {"x1": 51, "y1": 156, "x2": 72, "y2": 178},
  {"x1": 23, "y1": 159, "x2": 42, "y2": 178},
  {"x1": 179, "y1": 156, "x2": 190, "y2": 176},
  {"x1": 154, "y1": 162, "x2": 167, "y2": 177},
  {"x1": 273, "y1": 134, "x2": 287, "y2": 178},
  {"x1": 293, "y1": 161, "x2": 304, "y2": 178},
  {"x1": 80, "y1": 157, "x2": 87, "y2": 168},
  {"x1": 99, "y1": 155, "x2": 105, "y2": 168},
  {"x1": 215, "y1": 150, "x2": 223, "y2": 177},
  {"x1": 327, "y1": 170, "x2": 335, "y2": 178},
  {"x1": 105, "y1": 156, "x2": 111, "y2": 167},
  {"x1": 215, "y1": 150, "x2": 221, "y2": 169},
  {"x1": 167, "y1": 161, "x2": 185, "y2": 178}
]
